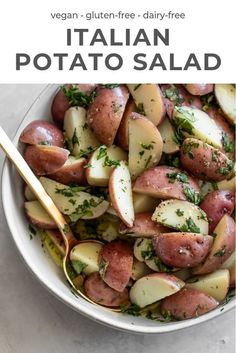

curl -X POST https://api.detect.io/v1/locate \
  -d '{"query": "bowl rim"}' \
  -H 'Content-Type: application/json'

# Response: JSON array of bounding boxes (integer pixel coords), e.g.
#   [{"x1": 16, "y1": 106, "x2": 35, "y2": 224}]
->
[{"x1": 1, "y1": 84, "x2": 235, "y2": 334}]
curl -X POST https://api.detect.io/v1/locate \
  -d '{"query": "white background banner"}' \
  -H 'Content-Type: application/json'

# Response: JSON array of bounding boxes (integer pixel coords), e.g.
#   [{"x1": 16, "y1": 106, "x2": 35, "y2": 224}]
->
[{"x1": 0, "y1": 0, "x2": 235, "y2": 83}]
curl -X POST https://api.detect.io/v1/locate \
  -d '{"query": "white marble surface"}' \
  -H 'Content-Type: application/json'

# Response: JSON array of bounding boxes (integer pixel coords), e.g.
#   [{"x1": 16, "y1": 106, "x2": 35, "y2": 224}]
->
[{"x1": 0, "y1": 85, "x2": 235, "y2": 353}]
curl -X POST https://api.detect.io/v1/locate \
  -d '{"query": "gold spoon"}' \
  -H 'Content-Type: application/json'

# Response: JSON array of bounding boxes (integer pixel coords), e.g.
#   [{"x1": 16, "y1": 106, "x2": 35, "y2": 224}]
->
[{"x1": 0, "y1": 126, "x2": 120, "y2": 311}]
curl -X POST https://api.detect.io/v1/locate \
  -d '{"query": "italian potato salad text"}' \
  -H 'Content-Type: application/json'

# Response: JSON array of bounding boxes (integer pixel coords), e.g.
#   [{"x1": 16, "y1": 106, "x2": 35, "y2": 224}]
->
[{"x1": 20, "y1": 84, "x2": 236, "y2": 322}]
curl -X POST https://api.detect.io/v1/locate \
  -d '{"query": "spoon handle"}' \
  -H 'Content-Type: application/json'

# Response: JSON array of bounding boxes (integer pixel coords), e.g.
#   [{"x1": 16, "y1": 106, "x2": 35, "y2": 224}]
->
[{"x1": 0, "y1": 126, "x2": 76, "y2": 249}]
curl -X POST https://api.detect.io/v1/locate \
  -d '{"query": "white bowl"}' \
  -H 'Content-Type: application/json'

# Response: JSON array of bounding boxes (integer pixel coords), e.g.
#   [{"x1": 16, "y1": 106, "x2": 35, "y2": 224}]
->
[{"x1": 1, "y1": 84, "x2": 235, "y2": 334}]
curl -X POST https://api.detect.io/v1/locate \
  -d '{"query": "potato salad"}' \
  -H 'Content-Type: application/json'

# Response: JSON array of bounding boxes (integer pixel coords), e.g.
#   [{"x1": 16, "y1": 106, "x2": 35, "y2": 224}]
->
[{"x1": 20, "y1": 83, "x2": 235, "y2": 322}]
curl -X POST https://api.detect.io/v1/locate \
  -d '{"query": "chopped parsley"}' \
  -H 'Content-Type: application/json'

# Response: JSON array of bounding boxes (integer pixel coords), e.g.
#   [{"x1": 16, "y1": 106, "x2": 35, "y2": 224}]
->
[
  {"x1": 103, "y1": 156, "x2": 120, "y2": 167},
  {"x1": 180, "y1": 217, "x2": 201, "y2": 233},
  {"x1": 144, "y1": 155, "x2": 152, "y2": 168},
  {"x1": 29, "y1": 224, "x2": 37, "y2": 240},
  {"x1": 137, "y1": 102, "x2": 146, "y2": 116},
  {"x1": 211, "y1": 150, "x2": 219, "y2": 162},
  {"x1": 96, "y1": 146, "x2": 108, "y2": 160},
  {"x1": 172, "y1": 106, "x2": 196, "y2": 136},
  {"x1": 71, "y1": 129, "x2": 79, "y2": 147},
  {"x1": 120, "y1": 304, "x2": 141, "y2": 316},
  {"x1": 214, "y1": 246, "x2": 226, "y2": 257},
  {"x1": 218, "y1": 160, "x2": 234, "y2": 176},
  {"x1": 221, "y1": 132, "x2": 234, "y2": 153},
  {"x1": 163, "y1": 86, "x2": 184, "y2": 106},
  {"x1": 165, "y1": 154, "x2": 180, "y2": 168},
  {"x1": 167, "y1": 171, "x2": 188, "y2": 184},
  {"x1": 182, "y1": 184, "x2": 201, "y2": 205},
  {"x1": 69, "y1": 198, "x2": 103, "y2": 222},
  {"x1": 211, "y1": 181, "x2": 219, "y2": 191},
  {"x1": 76, "y1": 146, "x2": 95, "y2": 159},
  {"x1": 201, "y1": 93, "x2": 215, "y2": 111},
  {"x1": 63, "y1": 224, "x2": 70, "y2": 234},
  {"x1": 140, "y1": 142, "x2": 155, "y2": 150},
  {"x1": 141, "y1": 249, "x2": 156, "y2": 261},
  {"x1": 176, "y1": 209, "x2": 184, "y2": 217},
  {"x1": 182, "y1": 141, "x2": 199, "y2": 160},
  {"x1": 62, "y1": 85, "x2": 96, "y2": 108},
  {"x1": 71, "y1": 260, "x2": 87, "y2": 274}
]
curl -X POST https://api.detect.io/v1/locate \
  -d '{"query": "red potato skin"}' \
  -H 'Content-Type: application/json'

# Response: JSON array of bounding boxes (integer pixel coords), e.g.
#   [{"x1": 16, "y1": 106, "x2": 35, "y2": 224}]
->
[
  {"x1": 24, "y1": 145, "x2": 69, "y2": 175},
  {"x1": 51, "y1": 84, "x2": 97, "y2": 126},
  {"x1": 184, "y1": 84, "x2": 214, "y2": 96},
  {"x1": 133, "y1": 166, "x2": 200, "y2": 201},
  {"x1": 160, "y1": 287, "x2": 219, "y2": 320},
  {"x1": 84, "y1": 272, "x2": 129, "y2": 307},
  {"x1": 192, "y1": 215, "x2": 236, "y2": 275},
  {"x1": 119, "y1": 212, "x2": 169, "y2": 237},
  {"x1": 87, "y1": 85, "x2": 129, "y2": 146},
  {"x1": 153, "y1": 233, "x2": 213, "y2": 268},
  {"x1": 200, "y1": 190, "x2": 235, "y2": 233},
  {"x1": 180, "y1": 138, "x2": 234, "y2": 182},
  {"x1": 49, "y1": 158, "x2": 87, "y2": 185},
  {"x1": 25, "y1": 211, "x2": 57, "y2": 230},
  {"x1": 161, "y1": 84, "x2": 202, "y2": 118},
  {"x1": 26, "y1": 217, "x2": 57, "y2": 230},
  {"x1": 116, "y1": 98, "x2": 137, "y2": 150},
  {"x1": 20, "y1": 120, "x2": 64, "y2": 147},
  {"x1": 99, "y1": 240, "x2": 133, "y2": 292},
  {"x1": 207, "y1": 107, "x2": 234, "y2": 141}
]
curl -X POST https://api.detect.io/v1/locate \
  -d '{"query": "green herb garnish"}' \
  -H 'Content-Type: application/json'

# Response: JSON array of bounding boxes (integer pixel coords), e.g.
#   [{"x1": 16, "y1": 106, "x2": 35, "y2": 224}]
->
[
  {"x1": 180, "y1": 217, "x2": 201, "y2": 233},
  {"x1": 62, "y1": 85, "x2": 96, "y2": 107},
  {"x1": 96, "y1": 146, "x2": 107, "y2": 160},
  {"x1": 214, "y1": 246, "x2": 226, "y2": 257},
  {"x1": 71, "y1": 260, "x2": 87, "y2": 274},
  {"x1": 137, "y1": 103, "x2": 146, "y2": 116},
  {"x1": 167, "y1": 171, "x2": 188, "y2": 184},
  {"x1": 221, "y1": 132, "x2": 234, "y2": 153},
  {"x1": 120, "y1": 304, "x2": 141, "y2": 316},
  {"x1": 176, "y1": 209, "x2": 184, "y2": 217},
  {"x1": 29, "y1": 224, "x2": 37, "y2": 240},
  {"x1": 182, "y1": 184, "x2": 200, "y2": 205}
]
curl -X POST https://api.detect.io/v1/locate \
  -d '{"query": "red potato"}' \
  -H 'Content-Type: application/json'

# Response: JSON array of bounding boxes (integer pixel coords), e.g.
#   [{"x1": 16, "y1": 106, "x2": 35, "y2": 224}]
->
[
  {"x1": 24, "y1": 184, "x2": 36, "y2": 201},
  {"x1": 24, "y1": 145, "x2": 69, "y2": 175},
  {"x1": 200, "y1": 190, "x2": 235, "y2": 233},
  {"x1": 192, "y1": 215, "x2": 236, "y2": 275},
  {"x1": 84, "y1": 272, "x2": 129, "y2": 307},
  {"x1": 25, "y1": 201, "x2": 57, "y2": 229},
  {"x1": 109, "y1": 161, "x2": 134, "y2": 227},
  {"x1": 184, "y1": 84, "x2": 214, "y2": 96},
  {"x1": 51, "y1": 84, "x2": 97, "y2": 125},
  {"x1": 160, "y1": 287, "x2": 219, "y2": 320},
  {"x1": 207, "y1": 107, "x2": 235, "y2": 158},
  {"x1": 119, "y1": 212, "x2": 169, "y2": 237},
  {"x1": 19, "y1": 120, "x2": 64, "y2": 147},
  {"x1": 99, "y1": 240, "x2": 133, "y2": 292},
  {"x1": 153, "y1": 233, "x2": 213, "y2": 268},
  {"x1": 48, "y1": 157, "x2": 87, "y2": 185},
  {"x1": 161, "y1": 84, "x2": 202, "y2": 118},
  {"x1": 180, "y1": 138, "x2": 234, "y2": 181},
  {"x1": 116, "y1": 98, "x2": 137, "y2": 150},
  {"x1": 87, "y1": 85, "x2": 129, "y2": 146},
  {"x1": 133, "y1": 166, "x2": 200, "y2": 201}
]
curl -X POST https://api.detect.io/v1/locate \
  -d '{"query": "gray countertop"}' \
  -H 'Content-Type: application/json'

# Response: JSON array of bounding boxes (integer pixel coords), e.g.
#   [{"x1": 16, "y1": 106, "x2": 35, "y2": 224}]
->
[{"x1": 0, "y1": 85, "x2": 235, "y2": 353}]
